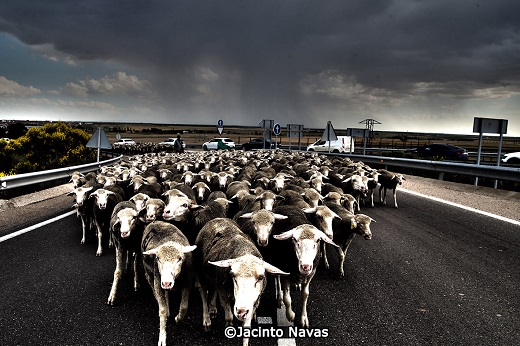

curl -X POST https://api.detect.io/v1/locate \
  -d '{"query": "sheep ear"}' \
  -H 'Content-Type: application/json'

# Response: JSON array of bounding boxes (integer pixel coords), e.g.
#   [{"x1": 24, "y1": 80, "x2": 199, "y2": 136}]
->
[
  {"x1": 239, "y1": 212, "x2": 254, "y2": 219},
  {"x1": 273, "y1": 229, "x2": 295, "y2": 240},
  {"x1": 350, "y1": 219, "x2": 358, "y2": 229},
  {"x1": 302, "y1": 207, "x2": 317, "y2": 214},
  {"x1": 182, "y1": 245, "x2": 197, "y2": 253},
  {"x1": 263, "y1": 262, "x2": 290, "y2": 276},
  {"x1": 143, "y1": 247, "x2": 159, "y2": 256},
  {"x1": 273, "y1": 213, "x2": 288, "y2": 220},
  {"x1": 208, "y1": 259, "x2": 236, "y2": 268},
  {"x1": 317, "y1": 231, "x2": 340, "y2": 247}
]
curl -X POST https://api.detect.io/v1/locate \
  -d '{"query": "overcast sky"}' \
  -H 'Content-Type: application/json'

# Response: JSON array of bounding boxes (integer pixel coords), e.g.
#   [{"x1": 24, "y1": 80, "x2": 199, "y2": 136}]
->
[{"x1": 0, "y1": 0, "x2": 519, "y2": 135}]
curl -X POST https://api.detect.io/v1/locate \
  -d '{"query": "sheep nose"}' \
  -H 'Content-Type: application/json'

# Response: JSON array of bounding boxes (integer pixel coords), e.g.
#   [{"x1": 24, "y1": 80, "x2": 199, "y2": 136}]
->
[
  {"x1": 300, "y1": 264, "x2": 312, "y2": 275},
  {"x1": 161, "y1": 281, "x2": 173, "y2": 290},
  {"x1": 235, "y1": 307, "x2": 249, "y2": 320},
  {"x1": 258, "y1": 239, "x2": 268, "y2": 247}
]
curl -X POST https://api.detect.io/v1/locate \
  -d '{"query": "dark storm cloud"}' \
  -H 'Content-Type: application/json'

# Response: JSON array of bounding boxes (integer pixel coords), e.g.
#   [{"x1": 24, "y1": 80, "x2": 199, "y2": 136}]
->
[{"x1": 1, "y1": 0, "x2": 519, "y2": 127}]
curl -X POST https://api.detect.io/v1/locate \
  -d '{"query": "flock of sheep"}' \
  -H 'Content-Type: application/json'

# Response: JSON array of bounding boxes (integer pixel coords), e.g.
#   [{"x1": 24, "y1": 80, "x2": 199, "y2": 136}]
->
[{"x1": 67, "y1": 148, "x2": 405, "y2": 346}]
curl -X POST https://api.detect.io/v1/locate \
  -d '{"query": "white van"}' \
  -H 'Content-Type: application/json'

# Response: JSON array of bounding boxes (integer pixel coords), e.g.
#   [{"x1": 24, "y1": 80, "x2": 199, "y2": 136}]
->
[{"x1": 306, "y1": 136, "x2": 353, "y2": 153}]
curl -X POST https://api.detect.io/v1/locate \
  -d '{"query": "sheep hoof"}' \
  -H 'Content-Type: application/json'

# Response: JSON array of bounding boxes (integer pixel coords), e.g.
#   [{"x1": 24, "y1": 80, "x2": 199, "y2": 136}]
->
[
  {"x1": 286, "y1": 309, "x2": 295, "y2": 322},
  {"x1": 202, "y1": 321, "x2": 212, "y2": 332},
  {"x1": 209, "y1": 308, "x2": 218, "y2": 318},
  {"x1": 301, "y1": 316, "x2": 309, "y2": 328}
]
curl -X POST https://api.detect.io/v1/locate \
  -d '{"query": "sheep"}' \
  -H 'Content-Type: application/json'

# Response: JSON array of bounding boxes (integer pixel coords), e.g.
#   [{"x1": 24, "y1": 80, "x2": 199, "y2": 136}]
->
[
  {"x1": 141, "y1": 221, "x2": 196, "y2": 346},
  {"x1": 107, "y1": 201, "x2": 143, "y2": 305},
  {"x1": 272, "y1": 224, "x2": 339, "y2": 327},
  {"x1": 244, "y1": 190, "x2": 283, "y2": 211},
  {"x1": 210, "y1": 171, "x2": 235, "y2": 191},
  {"x1": 323, "y1": 192, "x2": 358, "y2": 214},
  {"x1": 89, "y1": 188, "x2": 124, "y2": 256},
  {"x1": 68, "y1": 185, "x2": 97, "y2": 246},
  {"x1": 321, "y1": 202, "x2": 375, "y2": 277},
  {"x1": 378, "y1": 169, "x2": 405, "y2": 208},
  {"x1": 234, "y1": 209, "x2": 288, "y2": 247},
  {"x1": 341, "y1": 174, "x2": 370, "y2": 212},
  {"x1": 139, "y1": 198, "x2": 166, "y2": 223},
  {"x1": 194, "y1": 218, "x2": 288, "y2": 346},
  {"x1": 129, "y1": 192, "x2": 150, "y2": 211},
  {"x1": 161, "y1": 189, "x2": 198, "y2": 223},
  {"x1": 69, "y1": 171, "x2": 84, "y2": 188},
  {"x1": 301, "y1": 187, "x2": 323, "y2": 208},
  {"x1": 275, "y1": 189, "x2": 311, "y2": 209},
  {"x1": 191, "y1": 181, "x2": 211, "y2": 203}
]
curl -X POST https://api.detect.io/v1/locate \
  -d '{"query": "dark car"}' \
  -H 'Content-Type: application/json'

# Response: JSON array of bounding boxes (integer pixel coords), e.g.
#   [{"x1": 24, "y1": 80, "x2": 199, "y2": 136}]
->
[
  {"x1": 241, "y1": 138, "x2": 277, "y2": 150},
  {"x1": 411, "y1": 144, "x2": 469, "y2": 161}
]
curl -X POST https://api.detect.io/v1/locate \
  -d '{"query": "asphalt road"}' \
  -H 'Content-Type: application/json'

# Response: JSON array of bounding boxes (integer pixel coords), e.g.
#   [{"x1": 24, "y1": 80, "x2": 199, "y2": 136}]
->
[{"x1": 1, "y1": 192, "x2": 519, "y2": 346}]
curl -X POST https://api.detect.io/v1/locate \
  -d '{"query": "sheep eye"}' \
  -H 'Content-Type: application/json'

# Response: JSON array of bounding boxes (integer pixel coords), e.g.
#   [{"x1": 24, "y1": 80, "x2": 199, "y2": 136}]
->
[{"x1": 182, "y1": 203, "x2": 188, "y2": 208}]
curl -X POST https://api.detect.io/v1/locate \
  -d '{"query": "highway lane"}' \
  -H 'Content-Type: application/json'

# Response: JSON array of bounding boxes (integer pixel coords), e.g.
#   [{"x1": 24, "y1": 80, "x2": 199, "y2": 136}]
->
[{"x1": 0, "y1": 192, "x2": 519, "y2": 345}]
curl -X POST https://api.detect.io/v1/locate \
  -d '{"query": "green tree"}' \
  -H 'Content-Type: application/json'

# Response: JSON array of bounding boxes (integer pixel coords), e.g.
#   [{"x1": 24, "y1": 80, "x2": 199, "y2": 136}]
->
[{"x1": 5, "y1": 122, "x2": 96, "y2": 174}]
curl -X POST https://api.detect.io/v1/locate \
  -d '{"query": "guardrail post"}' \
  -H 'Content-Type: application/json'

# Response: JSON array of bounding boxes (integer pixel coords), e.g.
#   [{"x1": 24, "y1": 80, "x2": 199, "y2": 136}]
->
[{"x1": 438, "y1": 172, "x2": 444, "y2": 181}]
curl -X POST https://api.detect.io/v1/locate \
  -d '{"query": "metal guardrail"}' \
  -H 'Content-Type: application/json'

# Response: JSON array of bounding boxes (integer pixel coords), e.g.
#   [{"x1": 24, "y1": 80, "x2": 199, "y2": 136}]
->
[{"x1": 0, "y1": 156, "x2": 123, "y2": 190}]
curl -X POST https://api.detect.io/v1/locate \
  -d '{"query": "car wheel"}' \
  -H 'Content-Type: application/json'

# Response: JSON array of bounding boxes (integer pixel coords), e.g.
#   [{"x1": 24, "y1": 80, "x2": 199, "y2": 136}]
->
[{"x1": 203, "y1": 145, "x2": 208, "y2": 150}]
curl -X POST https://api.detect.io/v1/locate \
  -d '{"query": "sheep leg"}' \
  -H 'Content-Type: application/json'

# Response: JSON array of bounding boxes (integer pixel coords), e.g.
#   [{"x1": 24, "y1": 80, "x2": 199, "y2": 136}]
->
[
  {"x1": 218, "y1": 291, "x2": 234, "y2": 327},
  {"x1": 393, "y1": 189, "x2": 398, "y2": 208},
  {"x1": 133, "y1": 252, "x2": 140, "y2": 291},
  {"x1": 275, "y1": 276, "x2": 283, "y2": 308},
  {"x1": 300, "y1": 272, "x2": 315, "y2": 328},
  {"x1": 338, "y1": 235, "x2": 355, "y2": 278},
  {"x1": 175, "y1": 284, "x2": 191, "y2": 323},
  {"x1": 80, "y1": 215, "x2": 88, "y2": 244},
  {"x1": 107, "y1": 247, "x2": 123, "y2": 305},
  {"x1": 321, "y1": 242, "x2": 330, "y2": 270},
  {"x1": 197, "y1": 280, "x2": 212, "y2": 331},
  {"x1": 152, "y1": 277, "x2": 169, "y2": 346},
  {"x1": 95, "y1": 222, "x2": 103, "y2": 256},
  {"x1": 282, "y1": 279, "x2": 295, "y2": 322},
  {"x1": 242, "y1": 316, "x2": 253, "y2": 346},
  {"x1": 209, "y1": 290, "x2": 218, "y2": 318}
]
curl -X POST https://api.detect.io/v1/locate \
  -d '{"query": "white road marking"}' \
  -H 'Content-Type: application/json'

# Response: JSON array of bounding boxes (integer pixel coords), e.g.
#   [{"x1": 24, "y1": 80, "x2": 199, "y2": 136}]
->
[
  {"x1": 0, "y1": 210, "x2": 77, "y2": 243},
  {"x1": 400, "y1": 188, "x2": 520, "y2": 226}
]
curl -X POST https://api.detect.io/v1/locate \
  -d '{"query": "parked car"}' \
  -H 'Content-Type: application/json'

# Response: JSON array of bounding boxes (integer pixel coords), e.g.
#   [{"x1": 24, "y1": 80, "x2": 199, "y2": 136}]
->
[
  {"x1": 112, "y1": 138, "x2": 136, "y2": 147},
  {"x1": 241, "y1": 138, "x2": 277, "y2": 150},
  {"x1": 502, "y1": 152, "x2": 520, "y2": 165},
  {"x1": 410, "y1": 144, "x2": 469, "y2": 161},
  {"x1": 202, "y1": 137, "x2": 235, "y2": 150},
  {"x1": 158, "y1": 137, "x2": 185, "y2": 148}
]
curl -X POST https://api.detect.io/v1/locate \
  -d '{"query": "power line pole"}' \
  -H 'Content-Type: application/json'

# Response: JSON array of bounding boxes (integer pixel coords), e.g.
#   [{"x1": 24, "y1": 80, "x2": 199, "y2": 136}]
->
[{"x1": 359, "y1": 118, "x2": 381, "y2": 147}]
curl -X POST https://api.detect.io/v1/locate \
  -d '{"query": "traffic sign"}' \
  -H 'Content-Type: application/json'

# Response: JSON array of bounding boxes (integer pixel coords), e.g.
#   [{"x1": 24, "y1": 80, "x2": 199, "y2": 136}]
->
[
  {"x1": 273, "y1": 123, "x2": 281, "y2": 135},
  {"x1": 321, "y1": 121, "x2": 338, "y2": 142},
  {"x1": 217, "y1": 119, "x2": 224, "y2": 135}
]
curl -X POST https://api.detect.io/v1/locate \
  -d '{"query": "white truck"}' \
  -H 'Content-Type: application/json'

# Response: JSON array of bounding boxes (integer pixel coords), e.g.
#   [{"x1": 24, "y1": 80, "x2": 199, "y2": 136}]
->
[{"x1": 306, "y1": 135, "x2": 353, "y2": 153}]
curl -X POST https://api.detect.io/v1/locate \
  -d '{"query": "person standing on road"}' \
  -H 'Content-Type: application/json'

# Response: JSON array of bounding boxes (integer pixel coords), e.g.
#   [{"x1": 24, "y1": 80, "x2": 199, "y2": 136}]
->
[{"x1": 174, "y1": 134, "x2": 184, "y2": 153}]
